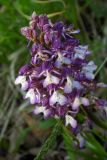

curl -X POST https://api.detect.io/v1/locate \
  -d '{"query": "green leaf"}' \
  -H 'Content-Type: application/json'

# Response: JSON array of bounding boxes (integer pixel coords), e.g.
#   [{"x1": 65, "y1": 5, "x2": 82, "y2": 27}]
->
[
  {"x1": 32, "y1": 0, "x2": 66, "y2": 8},
  {"x1": 83, "y1": 133, "x2": 107, "y2": 158},
  {"x1": 62, "y1": 126, "x2": 101, "y2": 160},
  {"x1": 34, "y1": 120, "x2": 62, "y2": 160},
  {"x1": 62, "y1": 126, "x2": 77, "y2": 160},
  {"x1": 39, "y1": 118, "x2": 56, "y2": 129}
]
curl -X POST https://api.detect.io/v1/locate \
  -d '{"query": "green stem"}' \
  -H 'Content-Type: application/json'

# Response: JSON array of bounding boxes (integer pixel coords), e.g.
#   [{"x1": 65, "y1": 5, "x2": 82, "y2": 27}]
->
[
  {"x1": 47, "y1": 10, "x2": 65, "y2": 18},
  {"x1": 95, "y1": 56, "x2": 107, "y2": 77},
  {"x1": 34, "y1": 120, "x2": 62, "y2": 160}
]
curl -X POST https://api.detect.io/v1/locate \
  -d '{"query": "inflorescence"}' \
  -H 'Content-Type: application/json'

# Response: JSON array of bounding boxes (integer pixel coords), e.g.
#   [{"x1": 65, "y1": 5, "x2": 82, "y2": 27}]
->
[{"x1": 15, "y1": 12, "x2": 107, "y2": 129}]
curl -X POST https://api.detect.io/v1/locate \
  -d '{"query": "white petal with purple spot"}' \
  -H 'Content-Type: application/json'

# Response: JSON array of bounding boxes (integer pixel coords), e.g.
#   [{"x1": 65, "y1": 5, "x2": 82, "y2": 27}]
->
[
  {"x1": 72, "y1": 97, "x2": 81, "y2": 110},
  {"x1": 82, "y1": 61, "x2": 97, "y2": 80},
  {"x1": 74, "y1": 45, "x2": 89, "y2": 60},
  {"x1": 64, "y1": 76, "x2": 73, "y2": 93},
  {"x1": 85, "y1": 72, "x2": 95, "y2": 80},
  {"x1": 43, "y1": 71, "x2": 60, "y2": 87},
  {"x1": 83, "y1": 61, "x2": 97, "y2": 72},
  {"x1": 49, "y1": 91, "x2": 67, "y2": 106},
  {"x1": 25, "y1": 88, "x2": 37, "y2": 104},
  {"x1": 55, "y1": 52, "x2": 71, "y2": 68},
  {"x1": 73, "y1": 80, "x2": 83, "y2": 90},
  {"x1": 34, "y1": 106, "x2": 50, "y2": 118},
  {"x1": 65, "y1": 115, "x2": 77, "y2": 128},
  {"x1": 70, "y1": 29, "x2": 80, "y2": 34},
  {"x1": 15, "y1": 75, "x2": 28, "y2": 91},
  {"x1": 64, "y1": 77, "x2": 83, "y2": 93}
]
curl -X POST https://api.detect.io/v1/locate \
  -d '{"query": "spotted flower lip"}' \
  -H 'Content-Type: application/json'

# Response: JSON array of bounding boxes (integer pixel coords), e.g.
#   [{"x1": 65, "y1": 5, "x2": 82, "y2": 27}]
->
[
  {"x1": 55, "y1": 51, "x2": 71, "y2": 68},
  {"x1": 15, "y1": 12, "x2": 107, "y2": 130},
  {"x1": 74, "y1": 45, "x2": 91, "y2": 60},
  {"x1": 82, "y1": 61, "x2": 97, "y2": 80},
  {"x1": 43, "y1": 71, "x2": 60, "y2": 88},
  {"x1": 25, "y1": 88, "x2": 41, "y2": 104},
  {"x1": 64, "y1": 76, "x2": 83, "y2": 93},
  {"x1": 49, "y1": 90, "x2": 67, "y2": 106},
  {"x1": 65, "y1": 115, "x2": 77, "y2": 128},
  {"x1": 34, "y1": 106, "x2": 50, "y2": 118},
  {"x1": 21, "y1": 27, "x2": 37, "y2": 41},
  {"x1": 72, "y1": 96, "x2": 81, "y2": 110},
  {"x1": 15, "y1": 75, "x2": 28, "y2": 91}
]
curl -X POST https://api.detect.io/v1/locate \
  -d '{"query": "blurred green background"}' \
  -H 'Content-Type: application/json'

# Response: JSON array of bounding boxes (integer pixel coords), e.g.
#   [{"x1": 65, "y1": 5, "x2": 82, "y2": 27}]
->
[{"x1": 0, "y1": 0, "x2": 107, "y2": 160}]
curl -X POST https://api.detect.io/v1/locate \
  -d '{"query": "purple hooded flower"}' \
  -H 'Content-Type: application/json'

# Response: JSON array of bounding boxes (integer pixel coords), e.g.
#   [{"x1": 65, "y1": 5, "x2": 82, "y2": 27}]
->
[{"x1": 15, "y1": 12, "x2": 107, "y2": 130}]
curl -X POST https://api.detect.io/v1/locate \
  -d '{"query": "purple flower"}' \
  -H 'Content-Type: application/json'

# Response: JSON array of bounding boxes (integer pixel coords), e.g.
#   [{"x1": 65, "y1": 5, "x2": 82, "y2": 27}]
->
[
  {"x1": 15, "y1": 75, "x2": 28, "y2": 91},
  {"x1": 21, "y1": 27, "x2": 37, "y2": 41},
  {"x1": 19, "y1": 64, "x2": 33, "y2": 75},
  {"x1": 15, "y1": 12, "x2": 107, "y2": 129},
  {"x1": 38, "y1": 15, "x2": 49, "y2": 30}
]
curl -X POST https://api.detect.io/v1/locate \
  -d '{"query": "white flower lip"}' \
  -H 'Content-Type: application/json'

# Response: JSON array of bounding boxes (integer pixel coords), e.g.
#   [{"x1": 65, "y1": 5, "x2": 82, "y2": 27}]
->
[
  {"x1": 82, "y1": 61, "x2": 97, "y2": 80},
  {"x1": 72, "y1": 97, "x2": 89, "y2": 110},
  {"x1": 65, "y1": 115, "x2": 77, "y2": 128},
  {"x1": 72, "y1": 97, "x2": 90, "y2": 110},
  {"x1": 81, "y1": 97, "x2": 89, "y2": 106},
  {"x1": 34, "y1": 106, "x2": 50, "y2": 118},
  {"x1": 72, "y1": 97, "x2": 81, "y2": 110},
  {"x1": 73, "y1": 80, "x2": 83, "y2": 90},
  {"x1": 49, "y1": 90, "x2": 67, "y2": 106},
  {"x1": 43, "y1": 71, "x2": 60, "y2": 87},
  {"x1": 64, "y1": 76, "x2": 73, "y2": 93},
  {"x1": 70, "y1": 29, "x2": 80, "y2": 34},
  {"x1": 15, "y1": 75, "x2": 28, "y2": 91},
  {"x1": 25, "y1": 88, "x2": 39, "y2": 104},
  {"x1": 64, "y1": 76, "x2": 83, "y2": 93},
  {"x1": 74, "y1": 45, "x2": 90, "y2": 60},
  {"x1": 55, "y1": 51, "x2": 71, "y2": 68},
  {"x1": 83, "y1": 61, "x2": 97, "y2": 72}
]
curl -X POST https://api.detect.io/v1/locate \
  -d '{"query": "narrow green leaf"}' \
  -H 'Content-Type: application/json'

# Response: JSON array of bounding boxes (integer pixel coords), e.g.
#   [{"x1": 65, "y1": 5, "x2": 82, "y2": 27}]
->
[
  {"x1": 62, "y1": 126, "x2": 77, "y2": 160},
  {"x1": 62, "y1": 126, "x2": 101, "y2": 160},
  {"x1": 34, "y1": 120, "x2": 62, "y2": 160},
  {"x1": 32, "y1": 0, "x2": 66, "y2": 8},
  {"x1": 83, "y1": 133, "x2": 107, "y2": 158},
  {"x1": 95, "y1": 56, "x2": 107, "y2": 77},
  {"x1": 39, "y1": 118, "x2": 56, "y2": 129},
  {"x1": 47, "y1": 10, "x2": 65, "y2": 18}
]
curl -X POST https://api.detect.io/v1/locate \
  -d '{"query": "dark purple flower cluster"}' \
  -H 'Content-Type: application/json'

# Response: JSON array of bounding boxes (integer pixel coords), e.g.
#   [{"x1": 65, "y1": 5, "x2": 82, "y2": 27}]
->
[{"x1": 15, "y1": 12, "x2": 107, "y2": 129}]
